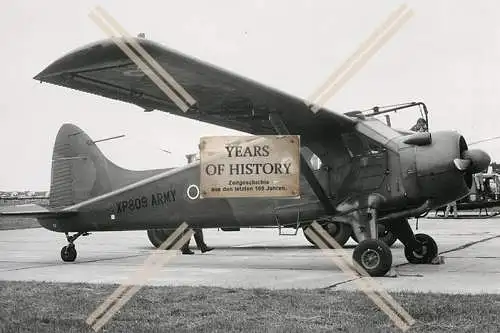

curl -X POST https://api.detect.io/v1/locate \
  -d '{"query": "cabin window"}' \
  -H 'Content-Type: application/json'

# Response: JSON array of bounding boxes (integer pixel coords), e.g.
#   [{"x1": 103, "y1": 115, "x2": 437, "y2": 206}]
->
[
  {"x1": 342, "y1": 132, "x2": 385, "y2": 157},
  {"x1": 309, "y1": 153, "x2": 322, "y2": 170}
]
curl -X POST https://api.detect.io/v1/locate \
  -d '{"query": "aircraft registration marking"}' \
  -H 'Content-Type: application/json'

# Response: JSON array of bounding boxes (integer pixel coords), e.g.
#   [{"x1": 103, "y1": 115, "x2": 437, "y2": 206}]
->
[{"x1": 112, "y1": 189, "x2": 176, "y2": 214}]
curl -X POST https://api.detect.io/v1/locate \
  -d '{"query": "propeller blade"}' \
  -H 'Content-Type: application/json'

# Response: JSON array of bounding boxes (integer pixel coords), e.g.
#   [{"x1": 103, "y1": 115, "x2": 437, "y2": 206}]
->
[
  {"x1": 454, "y1": 158, "x2": 471, "y2": 171},
  {"x1": 461, "y1": 149, "x2": 491, "y2": 173}
]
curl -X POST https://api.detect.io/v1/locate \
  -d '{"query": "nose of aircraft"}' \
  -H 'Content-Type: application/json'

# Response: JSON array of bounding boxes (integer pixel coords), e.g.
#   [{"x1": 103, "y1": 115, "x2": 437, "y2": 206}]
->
[
  {"x1": 411, "y1": 131, "x2": 491, "y2": 208},
  {"x1": 454, "y1": 148, "x2": 491, "y2": 174}
]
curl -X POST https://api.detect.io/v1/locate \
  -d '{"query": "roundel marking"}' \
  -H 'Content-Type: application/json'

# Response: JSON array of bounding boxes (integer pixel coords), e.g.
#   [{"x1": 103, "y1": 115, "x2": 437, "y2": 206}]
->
[{"x1": 187, "y1": 184, "x2": 200, "y2": 200}]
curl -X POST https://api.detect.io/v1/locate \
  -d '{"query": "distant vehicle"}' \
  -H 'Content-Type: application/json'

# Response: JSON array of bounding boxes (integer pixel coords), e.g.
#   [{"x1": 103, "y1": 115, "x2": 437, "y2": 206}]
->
[{"x1": 435, "y1": 172, "x2": 500, "y2": 216}]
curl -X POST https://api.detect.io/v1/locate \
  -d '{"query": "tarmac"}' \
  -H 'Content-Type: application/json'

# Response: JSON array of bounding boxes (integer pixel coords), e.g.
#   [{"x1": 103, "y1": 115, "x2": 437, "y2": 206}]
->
[{"x1": 0, "y1": 216, "x2": 499, "y2": 294}]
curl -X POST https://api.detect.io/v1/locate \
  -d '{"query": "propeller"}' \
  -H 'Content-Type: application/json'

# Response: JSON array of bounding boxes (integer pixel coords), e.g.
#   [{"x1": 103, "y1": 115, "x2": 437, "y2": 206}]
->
[{"x1": 454, "y1": 149, "x2": 491, "y2": 173}]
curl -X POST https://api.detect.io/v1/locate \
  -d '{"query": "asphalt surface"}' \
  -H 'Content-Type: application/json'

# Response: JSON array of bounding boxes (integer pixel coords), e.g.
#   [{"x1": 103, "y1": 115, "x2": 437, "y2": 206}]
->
[{"x1": 0, "y1": 217, "x2": 499, "y2": 293}]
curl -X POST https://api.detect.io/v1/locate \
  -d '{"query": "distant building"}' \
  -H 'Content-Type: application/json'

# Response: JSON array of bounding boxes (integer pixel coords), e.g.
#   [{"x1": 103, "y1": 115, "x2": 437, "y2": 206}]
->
[{"x1": 34, "y1": 191, "x2": 49, "y2": 198}]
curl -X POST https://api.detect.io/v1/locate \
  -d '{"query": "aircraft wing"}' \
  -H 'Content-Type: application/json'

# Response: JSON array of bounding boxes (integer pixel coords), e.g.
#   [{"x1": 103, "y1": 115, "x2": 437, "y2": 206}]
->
[
  {"x1": 34, "y1": 38, "x2": 356, "y2": 143},
  {"x1": 0, "y1": 204, "x2": 77, "y2": 219}
]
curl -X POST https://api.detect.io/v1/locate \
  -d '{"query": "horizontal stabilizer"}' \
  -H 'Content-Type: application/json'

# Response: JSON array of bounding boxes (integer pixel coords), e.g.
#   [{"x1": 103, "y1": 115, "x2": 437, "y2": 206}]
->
[{"x1": 0, "y1": 204, "x2": 77, "y2": 219}]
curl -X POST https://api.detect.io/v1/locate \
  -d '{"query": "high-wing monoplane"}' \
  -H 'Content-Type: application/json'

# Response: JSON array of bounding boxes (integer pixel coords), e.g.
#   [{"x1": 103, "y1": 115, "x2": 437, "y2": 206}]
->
[{"x1": 1, "y1": 37, "x2": 492, "y2": 276}]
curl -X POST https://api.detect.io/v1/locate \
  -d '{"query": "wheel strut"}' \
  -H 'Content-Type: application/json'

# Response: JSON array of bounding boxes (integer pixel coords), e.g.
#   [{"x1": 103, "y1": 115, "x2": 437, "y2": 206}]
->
[
  {"x1": 387, "y1": 218, "x2": 438, "y2": 264},
  {"x1": 386, "y1": 218, "x2": 421, "y2": 250},
  {"x1": 61, "y1": 231, "x2": 89, "y2": 262},
  {"x1": 65, "y1": 231, "x2": 88, "y2": 244}
]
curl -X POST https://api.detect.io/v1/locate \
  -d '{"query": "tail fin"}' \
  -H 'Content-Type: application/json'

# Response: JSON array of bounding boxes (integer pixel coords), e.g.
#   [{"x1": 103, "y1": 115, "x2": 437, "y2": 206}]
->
[{"x1": 49, "y1": 124, "x2": 169, "y2": 209}]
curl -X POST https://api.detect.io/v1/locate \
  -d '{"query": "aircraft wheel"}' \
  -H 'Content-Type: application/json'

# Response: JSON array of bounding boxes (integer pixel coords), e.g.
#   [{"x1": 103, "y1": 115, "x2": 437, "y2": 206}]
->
[
  {"x1": 303, "y1": 230, "x2": 316, "y2": 246},
  {"x1": 351, "y1": 224, "x2": 397, "y2": 247},
  {"x1": 304, "y1": 222, "x2": 352, "y2": 247},
  {"x1": 147, "y1": 229, "x2": 162, "y2": 248},
  {"x1": 323, "y1": 221, "x2": 352, "y2": 247},
  {"x1": 61, "y1": 245, "x2": 77, "y2": 262},
  {"x1": 404, "y1": 233, "x2": 438, "y2": 264},
  {"x1": 147, "y1": 229, "x2": 174, "y2": 248},
  {"x1": 352, "y1": 239, "x2": 392, "y2": 277}
]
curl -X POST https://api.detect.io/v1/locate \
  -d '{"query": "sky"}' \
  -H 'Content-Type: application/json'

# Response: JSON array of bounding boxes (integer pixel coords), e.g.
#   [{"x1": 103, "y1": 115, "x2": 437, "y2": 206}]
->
[{"x1": 1, "y1": 0, "x2": 500, "y2": 190}]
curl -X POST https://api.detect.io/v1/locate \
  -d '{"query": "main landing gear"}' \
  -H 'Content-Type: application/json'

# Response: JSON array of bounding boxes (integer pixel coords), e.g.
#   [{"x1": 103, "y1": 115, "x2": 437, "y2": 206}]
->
[
  {"x1": 353, "y1": 239, "x2": 392, "y2": 276},
  {"x1": 403, "y1": 233, "x2": 438, "y2": 264},
  {"x1": 351, "y1": 223, "x2": 397, "y2": 247},
  {"x1": 60, "y1": 232, "x2": 88, "y2": 262},
  {"x1": 351, "y1": 215, "x2": 438, "y2": 277}
]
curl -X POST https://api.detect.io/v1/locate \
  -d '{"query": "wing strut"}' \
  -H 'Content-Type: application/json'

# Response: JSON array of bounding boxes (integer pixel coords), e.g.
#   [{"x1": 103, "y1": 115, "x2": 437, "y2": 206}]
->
[{"x1": 268, "y1": 113, "x2": 336, "y2": 214}]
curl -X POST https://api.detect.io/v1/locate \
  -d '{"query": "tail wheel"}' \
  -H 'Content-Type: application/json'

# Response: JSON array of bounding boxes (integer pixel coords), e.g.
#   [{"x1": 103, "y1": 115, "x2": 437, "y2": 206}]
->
[
  {"x1": 353, "y1": 239, "x2": 392, "y2": 277},
  {"x1": 61, "y1": 245, "x2": 77, "y2": 262},
  {"x1": 303, "y1": 221, "x2": 352, "y2": 247},
  {"x1": 404, "y1": 233, "x2": 438, "y2": 264}
]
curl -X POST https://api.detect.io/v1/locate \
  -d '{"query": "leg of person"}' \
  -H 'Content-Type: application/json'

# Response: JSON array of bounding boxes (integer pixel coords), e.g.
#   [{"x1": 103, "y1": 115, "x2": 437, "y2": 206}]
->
[
  {"x1": 181, "y1": 238, "x2": 194, "y2": 255},
  {"x1": 194, "y1": 228, "x2": 213, "y2": 253},
  {"x1": 445, "y1": 204, "x2": 450, "y2": 218},
  {"x1": 453, "y1": 202, "x2": 458, "y2": 218}
]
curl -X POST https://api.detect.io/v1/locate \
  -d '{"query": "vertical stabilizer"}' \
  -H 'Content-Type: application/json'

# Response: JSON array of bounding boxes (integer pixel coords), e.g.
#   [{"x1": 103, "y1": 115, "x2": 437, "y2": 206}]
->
[{"x1": 49, "y1": 124, "x2": 169, "y2": 209}]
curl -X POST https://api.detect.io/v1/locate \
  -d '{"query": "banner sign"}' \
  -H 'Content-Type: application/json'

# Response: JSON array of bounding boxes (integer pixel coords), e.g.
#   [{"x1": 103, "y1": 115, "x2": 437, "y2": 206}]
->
[{"x1": 199, "y1": 135, "x2": 300, "y2": 198}]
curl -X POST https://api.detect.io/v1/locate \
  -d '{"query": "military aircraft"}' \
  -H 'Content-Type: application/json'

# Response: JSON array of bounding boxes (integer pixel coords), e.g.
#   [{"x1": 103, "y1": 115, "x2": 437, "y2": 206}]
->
[{"x1": 1, "y1": 37, "x2": 491, "y2": 277}]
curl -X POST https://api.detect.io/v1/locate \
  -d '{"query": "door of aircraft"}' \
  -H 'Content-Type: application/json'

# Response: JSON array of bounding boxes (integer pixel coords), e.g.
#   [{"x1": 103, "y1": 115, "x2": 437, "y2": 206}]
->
[
  {"x1": 398, "y1": 146, "x2": 418, "y2": 199},
  {"x1": 341, "y1": 133, "x2": 388, "y2": 192}
]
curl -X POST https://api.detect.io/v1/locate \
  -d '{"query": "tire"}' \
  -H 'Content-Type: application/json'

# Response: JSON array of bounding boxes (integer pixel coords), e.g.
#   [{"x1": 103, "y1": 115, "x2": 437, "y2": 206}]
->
[
  {"x1": 350, "y1": 223, "x2": 397, "y2": 247},
  {"x1": 147, "y1": 229, "x2": 176, "y2": 249},
  {"x1": 352, "y1": 239, "x2": 392, "y2": 277},
  {"x1": 404, "y1": 233, "x2": 438, "y2": 264},
  {"x1": 304, "y1": 221, "x2": 352, "y2": 247},
  {"x1": 304, "y1": 230, "x2": 316, "y2": 246},
  {"x1": 61, "y1": 245, "x2": 77, "y2": 262}
]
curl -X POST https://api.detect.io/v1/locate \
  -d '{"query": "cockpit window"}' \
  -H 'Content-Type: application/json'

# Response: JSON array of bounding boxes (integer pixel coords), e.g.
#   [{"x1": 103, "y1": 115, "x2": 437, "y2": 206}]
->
[
  {"x1": 342, "y1": 132, "x2": 385, "y2": 157},
  {"x1": 367, "y1": 141, "x2": 384, "y2": 154},
  {"x1": 410, "y1": 118, "x2": 428, "y2": 132},
  {"x1": 301, "y1": 146, "x2": 323, "y2": 171}
]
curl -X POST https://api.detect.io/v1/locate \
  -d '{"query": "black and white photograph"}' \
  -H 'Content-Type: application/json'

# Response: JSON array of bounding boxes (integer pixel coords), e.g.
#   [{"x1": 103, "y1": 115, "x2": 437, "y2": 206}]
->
[{"x1": 1, "y1": 1, "x2": 500, "y2": 332}]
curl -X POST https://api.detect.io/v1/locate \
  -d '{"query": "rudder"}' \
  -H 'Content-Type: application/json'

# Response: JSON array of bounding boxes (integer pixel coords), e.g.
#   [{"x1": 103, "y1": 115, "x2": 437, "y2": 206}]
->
[{"x1": 49, "y1": 124, "x2": 169, "y2": 209}]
